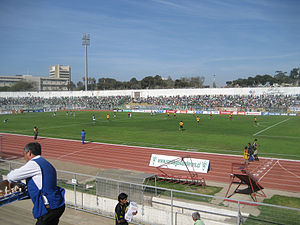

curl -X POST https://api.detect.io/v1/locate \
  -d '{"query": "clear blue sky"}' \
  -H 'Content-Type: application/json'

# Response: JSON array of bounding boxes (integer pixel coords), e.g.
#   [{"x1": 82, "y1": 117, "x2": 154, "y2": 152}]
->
[{"x1": 1, "y1": 0, "x2": 300, "y2": 87}]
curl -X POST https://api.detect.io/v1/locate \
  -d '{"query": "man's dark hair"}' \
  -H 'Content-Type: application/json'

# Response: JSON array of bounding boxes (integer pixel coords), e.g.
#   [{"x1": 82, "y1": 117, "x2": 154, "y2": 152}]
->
[
  {"x1": 118, "y1": 193, "x2": 128, "y2": 202},
  {"x1": 24, "y1": 142, "x2": 41, "y2": 156}
]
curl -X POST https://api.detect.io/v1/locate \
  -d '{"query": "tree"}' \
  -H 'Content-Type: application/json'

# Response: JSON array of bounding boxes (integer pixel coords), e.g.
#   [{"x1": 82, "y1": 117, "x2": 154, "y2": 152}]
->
[
  {"x1": 174, "y1": 78, "x2": 189, "y2": 88},
  {"x1": 290, "y1": 68, "x2": 299, "y2": 80},
  {"x1": 164, "y1": 76, "x2": 174, "y2": 88},
  {"x1": 153, "y1": 75, "x2": 163, "y2": 88},
  {"x1": 0, "y1": 86, "x2": 10, "y2": 92},
  {"x1": 88, "y1": 77, "x2": 96, "y2": 90},
  {"x1": 233, "y1": 78, "x2": 247, "y2": 87},
  {"x1": 10, "y1": 81, "x2": 34, "y2": 91},
  {"x1": 141, "y1": 76, "x2": 155, "y2": 89},
  {"x1": 190, "y1": 76, "x2": 205, "y2": 88},
  {"x1": 129, "y1": 77, "x2": 140, "y2": 89},
  {"x1": 274, "y1": 71, "x2": 288, "y2": 84},
  {"x1": 262, "y1": 74, "x2": 274, "y2": 85},
  {"x1": 97, "y1": 78, "x2": 118, "y2": 90},
  {"x1": 226, "y1": 81, "x2": 233, "y2": 87},
  {"x1": 77, "y1": 81, "x2": 84, "y2": 90},
  {"x1": 69, "y1": 81, "x2": 76, "y2": 91},
  {"x1": 246, "y1": 77, "x2": 254, "y2": 86},
  {"x1": 226, "y1": 67, "x2": 299, "y2": 87}
]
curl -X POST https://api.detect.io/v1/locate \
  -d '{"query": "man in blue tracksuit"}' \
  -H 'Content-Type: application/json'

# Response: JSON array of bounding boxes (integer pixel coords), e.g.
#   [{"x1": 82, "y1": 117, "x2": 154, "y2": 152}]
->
[
  {"x1": 7, "y1": 142, "x2": 65, "y2": 225},
  {"x1": 81, "y1": 129, "x2": 86, "y2": 144}
]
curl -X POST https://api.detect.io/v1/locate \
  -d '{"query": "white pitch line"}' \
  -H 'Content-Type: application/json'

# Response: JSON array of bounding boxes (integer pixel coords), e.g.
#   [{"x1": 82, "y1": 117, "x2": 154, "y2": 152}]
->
[
  {"x1": 256, "y1": 134, "x2": 300, "y2": 140},
  {"x1": 253, "y1": 118, "x2": 290, "y2": 136}
]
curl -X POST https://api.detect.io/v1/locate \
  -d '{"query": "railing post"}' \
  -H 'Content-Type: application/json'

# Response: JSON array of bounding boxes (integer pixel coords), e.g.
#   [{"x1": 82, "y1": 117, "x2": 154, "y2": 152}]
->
[
  {"x1": 0, "y1": 135, "x2": 2, "y2": 155},
  {"x1": 171, "y1": 190, "x2": 173, "y2": 225},
  {"x1": 74, "y1": 174, "x2": 77, "y2": 209},
  {"x1": 155, "y1": 176, "x2": 157, "y2": 196},
  {"x1": 237, "y1": 201, "x2": 241, "y2": 225},
  {"x1": 82, "y1": 187, "x2": 84, "y2": 209}
]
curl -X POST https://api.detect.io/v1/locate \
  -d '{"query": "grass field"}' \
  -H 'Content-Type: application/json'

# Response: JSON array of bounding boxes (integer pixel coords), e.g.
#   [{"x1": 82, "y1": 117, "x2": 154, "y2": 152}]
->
[{"x1": 0, "y1": 111, "x2": 299, "y2": 160}]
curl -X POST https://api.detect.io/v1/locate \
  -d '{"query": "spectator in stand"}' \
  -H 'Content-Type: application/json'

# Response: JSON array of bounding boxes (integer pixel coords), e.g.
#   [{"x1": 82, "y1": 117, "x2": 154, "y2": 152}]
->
[{"x1": 0, "y1": 94, "x2": 299, "y2": 112}]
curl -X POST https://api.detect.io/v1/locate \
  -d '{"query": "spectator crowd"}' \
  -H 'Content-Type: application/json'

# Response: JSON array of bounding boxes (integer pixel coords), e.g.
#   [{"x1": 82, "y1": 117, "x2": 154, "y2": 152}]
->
[{"x1": 0, "y1": 94, "x2": 299, "y2": 111}]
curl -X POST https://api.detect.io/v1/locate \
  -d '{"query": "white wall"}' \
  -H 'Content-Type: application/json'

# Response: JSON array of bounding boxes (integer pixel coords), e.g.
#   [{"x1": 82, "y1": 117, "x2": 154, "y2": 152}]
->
[{"x1": 0, "y1": 87, "x2": 300, "y2": 98}]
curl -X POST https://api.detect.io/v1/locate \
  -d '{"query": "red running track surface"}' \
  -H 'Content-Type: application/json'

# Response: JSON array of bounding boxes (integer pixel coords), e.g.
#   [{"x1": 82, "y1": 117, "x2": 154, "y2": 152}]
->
[{"x1": 1, "y1": 133, "x2": 300, "y2": 193}]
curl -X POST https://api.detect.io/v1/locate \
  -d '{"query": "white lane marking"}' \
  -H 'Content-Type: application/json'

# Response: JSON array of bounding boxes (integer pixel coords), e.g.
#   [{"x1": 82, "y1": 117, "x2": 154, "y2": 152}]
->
[
  {"x1": 277, "y1": 161, "x2": 300, "y2": 180},
  {"x1": 258, "y1": 160, "x2": 279, "y2": 182}
]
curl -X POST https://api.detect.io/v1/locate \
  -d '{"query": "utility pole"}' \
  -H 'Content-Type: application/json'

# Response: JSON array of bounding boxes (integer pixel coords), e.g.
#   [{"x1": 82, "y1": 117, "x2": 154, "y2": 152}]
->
[{"x1": 82, "y1": 34, "x2": 90, "y2": 91}]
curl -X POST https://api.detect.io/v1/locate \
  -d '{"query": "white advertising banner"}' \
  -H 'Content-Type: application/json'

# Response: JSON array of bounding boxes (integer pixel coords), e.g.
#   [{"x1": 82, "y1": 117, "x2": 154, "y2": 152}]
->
[
  {"x1": 246, "y1": 112, "x2": 261, "y2": 116},
  {"x1": 149, "y1": 154, "x2": 210, "y2": 173}
]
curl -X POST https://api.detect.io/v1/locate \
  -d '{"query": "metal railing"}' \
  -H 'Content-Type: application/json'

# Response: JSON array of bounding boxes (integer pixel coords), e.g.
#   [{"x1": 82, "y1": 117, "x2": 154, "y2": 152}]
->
[{"x1": 0, "y1": 159, "x2": 299, "y2": 225}]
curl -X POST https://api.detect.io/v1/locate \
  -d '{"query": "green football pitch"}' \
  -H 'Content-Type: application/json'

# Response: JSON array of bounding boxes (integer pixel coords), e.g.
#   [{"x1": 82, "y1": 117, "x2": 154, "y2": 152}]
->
[{"x1": 0, "y1": 111, "x2": 299, "y2": 160}]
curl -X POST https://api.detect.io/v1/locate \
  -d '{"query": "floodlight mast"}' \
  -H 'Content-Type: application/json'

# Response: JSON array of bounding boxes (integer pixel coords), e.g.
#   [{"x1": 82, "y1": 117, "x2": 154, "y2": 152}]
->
[{"x1": 82, "y1": 34, "x2": 90, "y2": 91}]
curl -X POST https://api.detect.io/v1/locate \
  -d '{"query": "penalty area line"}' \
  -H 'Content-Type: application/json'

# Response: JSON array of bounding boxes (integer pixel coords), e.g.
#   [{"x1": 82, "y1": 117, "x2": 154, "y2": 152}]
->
[{"x1": 253, "y1": 118, "x2": 290, "y2": 136}]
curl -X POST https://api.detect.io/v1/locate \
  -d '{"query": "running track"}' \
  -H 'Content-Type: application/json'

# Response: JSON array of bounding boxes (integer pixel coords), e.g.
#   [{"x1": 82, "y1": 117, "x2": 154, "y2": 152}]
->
[{"x1": 1, "y1": 133, "x2": 300, "y2": 193}]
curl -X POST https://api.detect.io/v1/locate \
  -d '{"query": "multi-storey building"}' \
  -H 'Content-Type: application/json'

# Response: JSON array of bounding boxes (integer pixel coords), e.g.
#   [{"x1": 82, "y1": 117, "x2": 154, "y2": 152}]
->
[
  {"x1": 0, "y1": 75, "x2": 69, "y2": 91},
  {"x1": 49, "y1": 64, "x2": 71, "y2": 81},
  {"x1": 0, "y1": 65, "x2": 71, "y2": 91}
]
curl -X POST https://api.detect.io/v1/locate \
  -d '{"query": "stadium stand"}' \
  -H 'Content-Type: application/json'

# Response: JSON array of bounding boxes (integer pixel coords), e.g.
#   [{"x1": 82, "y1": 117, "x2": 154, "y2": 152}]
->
[{"x1": 0, "y1": 94, "x2": 299, "y2": 112}]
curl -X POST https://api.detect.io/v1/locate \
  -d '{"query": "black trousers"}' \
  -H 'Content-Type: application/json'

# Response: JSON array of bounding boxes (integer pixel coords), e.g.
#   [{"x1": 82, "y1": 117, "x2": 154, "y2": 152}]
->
[{"x1": 36, "y1": 204, "x2": 65, "y2": 225}]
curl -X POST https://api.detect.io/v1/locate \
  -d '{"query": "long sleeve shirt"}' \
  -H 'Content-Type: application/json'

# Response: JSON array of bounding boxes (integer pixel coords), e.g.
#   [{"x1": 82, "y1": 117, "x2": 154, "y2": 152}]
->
[{"x1": 7, "y1": 155, "x2": 48, "y2": 204}]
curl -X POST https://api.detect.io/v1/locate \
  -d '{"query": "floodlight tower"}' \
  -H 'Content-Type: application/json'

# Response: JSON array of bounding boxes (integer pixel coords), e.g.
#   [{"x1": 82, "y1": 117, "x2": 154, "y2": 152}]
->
[
  {"x1": 213, "y1": 74, "x2": 217, "y2": 88},
  {"x1": 82, "y1": 34, "x2": 90, "y2": 91}
]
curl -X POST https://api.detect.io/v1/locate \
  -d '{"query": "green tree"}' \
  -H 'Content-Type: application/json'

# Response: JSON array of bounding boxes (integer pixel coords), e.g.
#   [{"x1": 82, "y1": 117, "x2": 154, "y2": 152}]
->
[
  {"x1": 97, "y1": 78, "x2": 118, "y2": 90},
  {"x1": 141, "y1": 76, "x2": 155, "y2": 89},
  {"x1": 190, "y1": 76, "x2": 205, "y2": 88},
  {"x1": 274, "y1": 71, "x2": 288, "y2": 84},
  {"x1": 10, "y1": 81, "x2": 33, "y2": 91},
  {"x1": 153, "y1": 75, "x2": 163, "y2": 88},
  {"x1": 262, "y1": 74, "x2": 274, "y2": 85},
  {"x1": 0, "y1": 86, "x2": 10, "y2": 92},
  {"x1": 226, "y1": 81, "x2": 233, "y2": 87},
  {"x1": 129, "y1": 77, "x2": 140, "y2": 89},
  {"x1": 174, "y1": 78, "x2": 189, "y2": 88},
  {"x1": 290, "y1": 68, "x2": 299, "y2": 80},
  {"x1": 69, "y1": 81, "x2": 76, "y2": 91},
  {"x1": 88, "y1": 77, "x2": 97, "y2": 90},
  {"x1": 233, "y1": 78, "x2": 247, "y2": 87},
  {"x1": 76, "y1": 81, "x2": 84, "y2": 90},
  {"x1": 164, "y1": 76, "x2": 174, "y2": 88}
]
